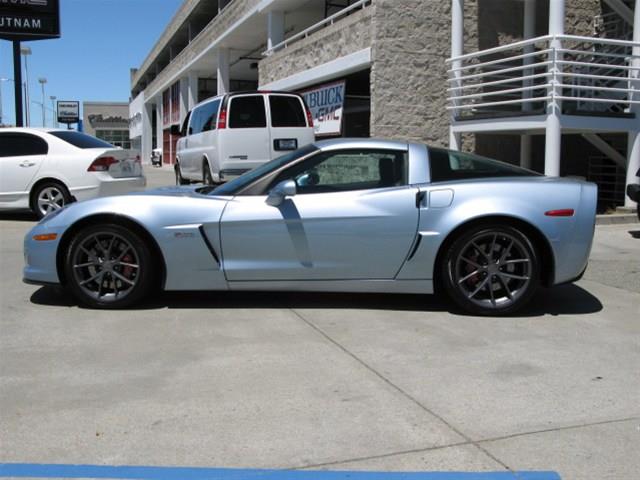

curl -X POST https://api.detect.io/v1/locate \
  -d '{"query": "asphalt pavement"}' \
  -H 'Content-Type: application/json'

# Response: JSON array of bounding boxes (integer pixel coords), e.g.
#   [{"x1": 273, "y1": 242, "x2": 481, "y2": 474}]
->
[{"x1": 0, "y1": 165, "x2": 638, "y2": 480}]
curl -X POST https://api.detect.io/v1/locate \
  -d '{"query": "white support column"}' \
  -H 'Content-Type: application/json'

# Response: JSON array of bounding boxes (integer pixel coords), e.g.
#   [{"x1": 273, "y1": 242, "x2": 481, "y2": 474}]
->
[
  {"x1": 544, "y1": 0, "x2": 564, "y2": 176},
  {"x1": 624, "y1": 0, "x2": 640, "y2": 207},
  {"x1": 217, "y1": 48, "x2": 230, "y2": 95},
  {"x1": 520, "y1": 0, "x2": 536, "y2": 169},
  {"x1": 450, "y1": 0, "x2": 464, "y2": 150},
  {"x1": 179, "y1": 76, "x2": 189, "y2": 125},
  {"x1": 142, "y1": 102, "x2": 153, "y2": 167},
  {"x1": 188, "y1": 72, "x2": 199, "y2": 108},
  {"x1": 155, "y1": 99, "x2": 164, "y2": 163},
  {"x1": 267, "y1": 11, "x2": 285, "y2": 51}
]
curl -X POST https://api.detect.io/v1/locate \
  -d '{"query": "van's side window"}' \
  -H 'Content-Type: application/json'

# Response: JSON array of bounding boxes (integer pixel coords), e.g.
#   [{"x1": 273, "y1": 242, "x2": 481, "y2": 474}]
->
[
  {"x1": 229, "y1": 96, "x2": 266, "y2": 128},
  {"x1": 189, "y1": 106, "x2": 204, "y2": 135},
  {"x1": 269, "y1": 95, "x2": 306, "y2": 127},
  {"x1": 180, "y1": 111, "x2": 191, "y2": 137},
  {"x1": 201, "y1": 100, "x2": 220, "y2": 132}
]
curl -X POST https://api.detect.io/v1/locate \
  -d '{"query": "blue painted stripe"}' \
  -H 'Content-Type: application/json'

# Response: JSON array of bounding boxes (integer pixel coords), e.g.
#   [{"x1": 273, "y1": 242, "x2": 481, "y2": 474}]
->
[{"x1": 0, "y1": 464, "x2": 561, "y2": 480}]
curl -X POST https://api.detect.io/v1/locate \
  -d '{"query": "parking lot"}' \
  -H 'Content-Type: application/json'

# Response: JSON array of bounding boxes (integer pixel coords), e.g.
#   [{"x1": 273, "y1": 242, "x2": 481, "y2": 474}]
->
[{"x1": 1, "y1": 166, "x2": 638, "y2": 480}]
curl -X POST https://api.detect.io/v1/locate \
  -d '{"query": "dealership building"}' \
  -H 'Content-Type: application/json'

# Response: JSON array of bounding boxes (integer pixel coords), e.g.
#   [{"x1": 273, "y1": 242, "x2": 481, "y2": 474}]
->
[{"x1": 130, "y1": 0, "x2": 639, "y2": 209}]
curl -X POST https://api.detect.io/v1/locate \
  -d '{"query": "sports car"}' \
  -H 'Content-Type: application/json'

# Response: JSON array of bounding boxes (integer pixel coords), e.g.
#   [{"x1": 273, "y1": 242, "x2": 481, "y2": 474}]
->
[{"x1": 23, "y1": 138, "x2": 597, "y2": 315}]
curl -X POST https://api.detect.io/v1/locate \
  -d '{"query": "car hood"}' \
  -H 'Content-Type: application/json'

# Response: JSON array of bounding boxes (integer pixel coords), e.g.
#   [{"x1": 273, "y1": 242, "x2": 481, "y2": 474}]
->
[{"x1": 131, "y1": 185, "x2": 205, "y2": 198}]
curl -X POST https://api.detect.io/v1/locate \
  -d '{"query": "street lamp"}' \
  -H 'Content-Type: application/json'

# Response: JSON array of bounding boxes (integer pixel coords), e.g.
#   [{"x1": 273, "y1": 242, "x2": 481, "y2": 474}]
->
[
  {"x1": 20, "y1": 46, "x2": 32, "y2": 127},
  {"x1": 50, "y1": 95, "x2": 57, "y2": 127},
  {"x1": 0, "y1": 77, "x2": 14, "y2": 125},
  {"x1": 38, "y1": 77, "x2": 47, "y2": 127}
]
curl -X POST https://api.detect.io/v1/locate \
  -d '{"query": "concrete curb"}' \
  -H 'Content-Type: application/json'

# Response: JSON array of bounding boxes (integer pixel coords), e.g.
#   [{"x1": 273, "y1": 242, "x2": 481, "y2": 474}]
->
[{"x1": 596, "y1": 214, "x2": 639, "y2": 225}]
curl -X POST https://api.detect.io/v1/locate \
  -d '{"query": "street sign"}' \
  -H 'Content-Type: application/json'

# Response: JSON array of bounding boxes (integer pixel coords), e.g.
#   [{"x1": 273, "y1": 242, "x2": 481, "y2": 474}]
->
[
  {"x1": 0, "y1": 0, "x2": 60, "y2": 41},
  {"x1": 57, "y1": 100, "x2": 79, "y2": 124}
]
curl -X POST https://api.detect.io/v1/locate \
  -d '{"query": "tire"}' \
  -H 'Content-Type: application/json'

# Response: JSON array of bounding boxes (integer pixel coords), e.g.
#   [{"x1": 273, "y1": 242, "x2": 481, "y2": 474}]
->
[
  {"x1": 440, "y1": 224, "x2": 540, "y2": 316},
  {"x1": 203, "y1": 160, "x2": 214, "y2": 186},
  {"x1": 175, "y1": 162, "x2": 189, "y2": 185},
  {"x1": 31, "y1": 181, "x2": 72, "y2": 219},
  {"x1": 64, "y1": 224, "x2": 155, "y2": 309}
]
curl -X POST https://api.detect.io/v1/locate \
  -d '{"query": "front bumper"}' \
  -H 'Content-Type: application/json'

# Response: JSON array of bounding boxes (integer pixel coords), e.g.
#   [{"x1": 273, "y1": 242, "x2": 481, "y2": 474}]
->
[{"x1": 23, "y1": 224, "x2": 63, "y2": 285}]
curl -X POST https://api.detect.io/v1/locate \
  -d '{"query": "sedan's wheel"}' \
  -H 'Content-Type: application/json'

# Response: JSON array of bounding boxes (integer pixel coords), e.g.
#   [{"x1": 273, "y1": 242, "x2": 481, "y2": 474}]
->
[
  {"x1": 175, "y1": 163, "x2": 189, "y2": 185},
  {"x1": 64, "y1": 224, "x2": 154, "y2": 309},
  {"x1": 442, "y1": 225, "x2": 540, "y2": 316},
  {"x1": 203, "y1": 162, "x2": 214, "y2": 186},
  {"x1": 31, "y1": 182, "x2": 71, "y2": 219}
]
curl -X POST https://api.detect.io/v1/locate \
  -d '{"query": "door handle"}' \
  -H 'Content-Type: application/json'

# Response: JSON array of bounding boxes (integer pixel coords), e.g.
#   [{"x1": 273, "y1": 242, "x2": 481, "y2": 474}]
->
[{"x1": 19, "y1": 161, "x2": 36, "y2": 167}]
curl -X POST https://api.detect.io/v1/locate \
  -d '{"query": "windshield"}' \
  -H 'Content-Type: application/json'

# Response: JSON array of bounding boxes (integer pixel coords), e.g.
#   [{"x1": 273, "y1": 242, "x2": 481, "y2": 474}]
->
[
  {"x1": 49, "y1": 130, "x2": 114, "y2": 149},
  {"x1": 211, "y1": 143, "x2": 319, "y2": 196}
]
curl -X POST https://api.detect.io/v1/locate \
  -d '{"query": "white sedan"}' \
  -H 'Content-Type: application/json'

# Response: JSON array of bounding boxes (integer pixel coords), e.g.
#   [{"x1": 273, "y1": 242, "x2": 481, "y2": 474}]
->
[{"x1": 0, "y1": 128, "x2": 146, "y2": 218}]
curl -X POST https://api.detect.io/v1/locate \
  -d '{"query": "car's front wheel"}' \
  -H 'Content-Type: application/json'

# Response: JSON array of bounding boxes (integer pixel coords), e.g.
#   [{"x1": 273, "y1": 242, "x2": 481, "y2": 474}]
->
[
  {"x1": 64, "y1": 224, "x2": 155, "y2": 309},
  {"x1": 31, "y1": 181, "x2": 71, "y2": 219},
  {"x1": 441, "y1": 224, "x2": 540, "y2": 316}
]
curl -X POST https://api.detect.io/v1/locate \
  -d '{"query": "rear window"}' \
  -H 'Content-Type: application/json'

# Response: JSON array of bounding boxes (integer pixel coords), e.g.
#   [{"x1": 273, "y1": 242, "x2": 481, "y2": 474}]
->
[
  {"x1": 269, "y1": 95, "x2": 306, "y2": 127},
  {"x1": 49, "y1": 131, "x2": 113, "y2": 149},
  {"x1": 0, "y1": 132, "x2": 48, "y2": 156},
  {"x1": 428, "y1": 147, "x2": 540, "y2": 183},
  {"x1": 229, "y1": 95, "x2": 266, "y2": 128}
]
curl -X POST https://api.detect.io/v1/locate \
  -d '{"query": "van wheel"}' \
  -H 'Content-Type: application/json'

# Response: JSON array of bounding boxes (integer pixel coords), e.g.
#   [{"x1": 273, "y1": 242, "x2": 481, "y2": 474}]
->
[
  {"x1": 203, "y1": 162, "x2": 214, "y2": 186},
  {"x1": 175, "y1": 163, "x2": 189, "y2": 185}
]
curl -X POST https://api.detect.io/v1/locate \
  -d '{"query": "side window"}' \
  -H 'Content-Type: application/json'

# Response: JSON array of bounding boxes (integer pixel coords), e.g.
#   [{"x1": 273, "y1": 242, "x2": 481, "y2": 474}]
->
[
  {"x1": 270, "y1": 149, "x2": 408, "y2": 194},
  {"x1": 229, "y1": 95, "x2": 266, "y2": 128},
  {"x1": 428, "y1": 147, "x2": 538, "y2": 182},
  {"x1": 0, "y1": 133, "x2": 48, "y2": 157},
  {"x1": 189, "y1": 106, "x2": 204, "y2": 135},
  {"x1": 180, "y1": 111, "x2": 191, "y2": 137},
  {"x1": 269, "y1": 95, "x2": 306, "y2": 127},
  {"x1": 201, "y1": 99, "x2": 221, "y2": 132}
]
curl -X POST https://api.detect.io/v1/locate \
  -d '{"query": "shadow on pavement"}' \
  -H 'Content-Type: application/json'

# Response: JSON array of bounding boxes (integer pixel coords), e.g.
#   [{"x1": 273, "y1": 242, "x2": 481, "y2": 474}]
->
[
  {"x1": 0, "y1": 211, "x2": 37, "y2": 222},
  {"x1": 30, "y1": 283, "x2": 602, "y2": 317}
]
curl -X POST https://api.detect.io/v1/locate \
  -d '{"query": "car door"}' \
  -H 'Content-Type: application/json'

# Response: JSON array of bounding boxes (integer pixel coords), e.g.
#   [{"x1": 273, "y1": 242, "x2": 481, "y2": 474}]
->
[
  {"x1": 219, "y1": 148, "x2": 419, "y2": 281},
  {"x1": 0, "y1": 132, "x2": 48, "y2": 204}
]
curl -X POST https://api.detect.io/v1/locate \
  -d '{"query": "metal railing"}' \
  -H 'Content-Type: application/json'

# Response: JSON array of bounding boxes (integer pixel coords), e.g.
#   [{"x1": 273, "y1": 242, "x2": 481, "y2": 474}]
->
[
  {"x1": 447, "y1": 34, "x2": 640, "y2": 119},
  {"x1": 262, "y1": 0, "x2": 372, "y2": 56}
]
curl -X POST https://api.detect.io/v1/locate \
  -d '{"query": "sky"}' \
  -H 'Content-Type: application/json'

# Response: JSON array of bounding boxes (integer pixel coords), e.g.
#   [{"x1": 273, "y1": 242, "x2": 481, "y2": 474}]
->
[{"x1": 0, "y1": 0, "x2": 183, "y2": 127}]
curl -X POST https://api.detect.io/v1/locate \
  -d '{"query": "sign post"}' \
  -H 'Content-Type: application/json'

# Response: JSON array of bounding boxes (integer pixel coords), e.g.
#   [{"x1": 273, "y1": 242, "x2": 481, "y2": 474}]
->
[
  {"x1": 0, "y1": 0, "x2": 61, "y2": 127},
  {"x1": 57, "y1": 100, "x2": 79, "y2": 128}
]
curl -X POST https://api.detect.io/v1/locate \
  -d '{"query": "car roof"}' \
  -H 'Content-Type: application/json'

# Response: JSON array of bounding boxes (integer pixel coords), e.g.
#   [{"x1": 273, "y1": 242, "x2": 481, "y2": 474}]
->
[
  {"x1": 0, "y1": 127, "x2": 71, "y2": 134},
  {"x1": 191, "y1": 90, "x2": 304, "y2": 110},
  {"x1": 313, "y1": 138, "x2": 411, "y2": 151}
]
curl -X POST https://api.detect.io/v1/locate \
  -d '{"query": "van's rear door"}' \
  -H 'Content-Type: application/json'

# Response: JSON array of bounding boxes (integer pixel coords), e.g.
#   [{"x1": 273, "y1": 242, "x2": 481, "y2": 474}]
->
[
  {"x1": 220, "y1": 94, "x2": 270, "y2": 174},
  {"x1": 267, "y1": 94, "x2": 315, "y2": 160}
]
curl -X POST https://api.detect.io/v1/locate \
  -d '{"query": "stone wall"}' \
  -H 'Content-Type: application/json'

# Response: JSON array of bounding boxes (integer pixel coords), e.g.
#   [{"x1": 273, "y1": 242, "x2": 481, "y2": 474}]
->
[
  {"x1": 370, "y1": 0, "x2": 453, "y2": 146},
  {"x1": 258, "y1": 6, "x2": 374, "y2": 86}
]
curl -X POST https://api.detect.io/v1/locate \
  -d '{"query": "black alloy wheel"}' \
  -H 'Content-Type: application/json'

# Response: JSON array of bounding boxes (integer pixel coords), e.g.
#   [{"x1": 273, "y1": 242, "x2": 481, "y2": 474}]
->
[
  {"x1": 31, "y1": 181, "x2": 71, "y2": 219},
  {"x1": 441, "y1": 225, "x2": 540, "y2": 316},
  {"x1": 64, "y1": 224, "x2": 155, "y2": 308}
]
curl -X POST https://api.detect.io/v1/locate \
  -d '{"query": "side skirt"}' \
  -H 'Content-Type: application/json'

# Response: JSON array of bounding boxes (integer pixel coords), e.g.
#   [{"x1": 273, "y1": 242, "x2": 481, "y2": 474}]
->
[{"x1": 227, "y1": 279, "x2": 433, "y2": 294}]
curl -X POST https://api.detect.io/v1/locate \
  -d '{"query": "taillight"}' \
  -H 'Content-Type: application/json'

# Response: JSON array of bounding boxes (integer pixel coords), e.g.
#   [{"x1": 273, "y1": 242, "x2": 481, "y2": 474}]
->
[
  {"x1": 545, "y1": 209, "x2": 574, "y2": 217},
  {"x1": 217, "y1": 107, "x2": 227, "y2": 129},
  {"x1": 88, "y1": 156, "x2": 118, "y2": 172},
  {"x1": 305, "y1": 105, "x2": 314, "y2": 128}
]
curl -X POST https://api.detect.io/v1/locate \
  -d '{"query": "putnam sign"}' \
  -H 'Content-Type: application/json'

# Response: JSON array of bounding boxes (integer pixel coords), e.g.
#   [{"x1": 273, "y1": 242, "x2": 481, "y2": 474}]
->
[
  {"x1": 0, "y1": 0, "x2": 60, "y2": 41},
  {"x1": 300, "y1": 80, "x2": 346, "y2": 137}
]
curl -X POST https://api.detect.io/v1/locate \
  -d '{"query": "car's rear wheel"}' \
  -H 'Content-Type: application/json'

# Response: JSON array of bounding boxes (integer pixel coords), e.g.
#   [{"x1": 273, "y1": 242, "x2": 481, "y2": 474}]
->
[
  {"x1": 31, "y1": 181, "x2": 71, "y2": 219},
  {"x1": 64, "y1": 224, "x2": 154, "y2": 309},
  {"x1": 441, "y1": 224, "x2": 540, "y2": 316},
  {"x1": 175, "y1": 162, "x2": 189, "y2": 185},
  {"x1": 203, "y1": 161, "x2": 214, "y2": 186}
]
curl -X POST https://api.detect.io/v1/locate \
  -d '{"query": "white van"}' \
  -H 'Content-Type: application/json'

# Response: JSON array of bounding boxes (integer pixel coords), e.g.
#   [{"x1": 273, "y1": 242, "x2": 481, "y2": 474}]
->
[{"x1": 174, "y1": 91, "x2": 315, "y2": 185}]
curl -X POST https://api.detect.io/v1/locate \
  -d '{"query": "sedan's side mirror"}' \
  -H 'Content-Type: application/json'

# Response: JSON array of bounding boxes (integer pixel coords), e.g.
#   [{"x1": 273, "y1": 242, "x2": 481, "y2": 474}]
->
[{"x1": 266, "y1": 179, "x2": 296, "y2": 207}]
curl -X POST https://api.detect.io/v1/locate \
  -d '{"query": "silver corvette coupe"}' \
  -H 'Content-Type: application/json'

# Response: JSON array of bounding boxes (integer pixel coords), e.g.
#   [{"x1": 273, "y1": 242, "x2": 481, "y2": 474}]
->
[{"x1": 24, "y1": 139, "x2": 597, "y2": 315}]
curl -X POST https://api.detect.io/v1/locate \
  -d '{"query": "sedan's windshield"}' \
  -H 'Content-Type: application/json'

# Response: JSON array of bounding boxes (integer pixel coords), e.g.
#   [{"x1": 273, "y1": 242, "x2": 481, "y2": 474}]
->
[{"x1": 210, "y1": 143, "x2": 318, "y2": 196}]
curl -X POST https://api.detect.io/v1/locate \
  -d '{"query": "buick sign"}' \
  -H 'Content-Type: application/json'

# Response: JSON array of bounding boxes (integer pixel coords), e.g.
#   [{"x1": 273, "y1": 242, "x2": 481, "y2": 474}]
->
[{"x1": 0, "y1": 0, "x2": 60, "y2": 41}]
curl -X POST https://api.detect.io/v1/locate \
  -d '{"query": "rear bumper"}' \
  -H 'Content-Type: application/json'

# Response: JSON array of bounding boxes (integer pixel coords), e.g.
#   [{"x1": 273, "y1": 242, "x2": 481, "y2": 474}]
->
[{"x1": 71, "y1": 175, "x2": 146, "y2": 202}]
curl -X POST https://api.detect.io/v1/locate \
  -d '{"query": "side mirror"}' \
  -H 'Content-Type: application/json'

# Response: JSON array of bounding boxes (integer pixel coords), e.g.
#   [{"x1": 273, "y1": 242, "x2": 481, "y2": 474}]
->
[
  {"x1": 170, "y1": 124, "x2": 181, "y2": 136},
  {"x1": 266, "y1": 179, "x2": 296, "y2": 207}
]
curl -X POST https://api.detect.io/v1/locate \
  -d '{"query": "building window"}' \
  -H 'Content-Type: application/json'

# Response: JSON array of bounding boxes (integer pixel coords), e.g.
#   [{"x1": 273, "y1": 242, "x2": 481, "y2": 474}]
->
[{"x1": 95, "y1": 129, "x2": 132, "y2": 149}]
